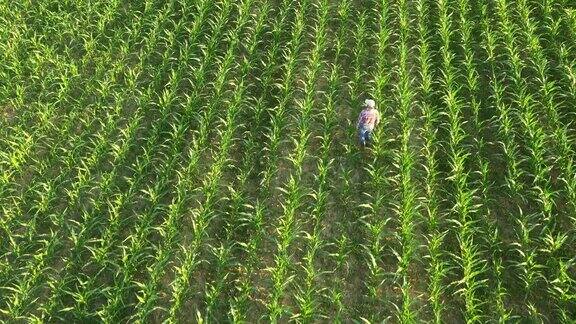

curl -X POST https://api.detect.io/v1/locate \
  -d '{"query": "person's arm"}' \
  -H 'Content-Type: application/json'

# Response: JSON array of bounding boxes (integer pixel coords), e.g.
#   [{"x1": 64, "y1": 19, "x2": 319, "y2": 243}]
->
[{"x1": 357, "y1": 111, "x2": 363, "y2": 128}]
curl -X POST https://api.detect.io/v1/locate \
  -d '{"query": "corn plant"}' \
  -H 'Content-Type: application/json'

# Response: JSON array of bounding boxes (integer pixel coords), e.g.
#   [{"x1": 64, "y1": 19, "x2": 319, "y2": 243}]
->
[
  {"x1": 415, "y1": 0, "x2": 450, "y2": 320},
  {"x1": 475, "y1": 4, "x2": 517, "y2": 321},
  {"x1": 322, "y1": 1, "x2": 354, "y2": 321},
  {"x1": 0, "y1": 0, "x2": 166, "y2": 281},
  {"x1": 352, "y1": 2, "x2": 395, "y2": 321},
  {"x1": 264, "y1": 1, "x2": 316, "y2": 320},
  {"x1": 2, "y1": 0, "x2": 576, "y2": 322},
  {"x1": 226, "y1": 1, "x2": 297, "y2": 322},
  {"x1": 96, "y1": 0, "x2": 248, "y2": 321},
  {"x1": 290, "y1": 0, "x2": 330, "y2": 321},
  {"x1": 436, "y1": 0, "x2": 490, "y2": 322},
  {"x1": 0, "y1": 58, "x2": 134, "y2": 322},
  {"x1": 24, "y1": 1, "x2": 215, "y2": 320},
  {"x1": 190, "y1": 3, "x2": 272, "y2": 320},
  {"x1": 387, "y1": 0, "x2": 421, "y2": 321},
  {"x1": 133, "y1": 2, "x2": 271, "y2": 323},
  {"x1": 0, "y1": 0, "x2": 98, "y2": 192},
  {"x1": 513, "y1": 0, "x2": 576, "y2": 316},
  {"x1": 259, "y1": 0, "x2": 307, "y2": 194},
  {"x1": 46, "y1": 2, "x2": 206, "y2": 319},
  {"x1": 491, "y1": 0, "x2": 555, "y2": 319}
]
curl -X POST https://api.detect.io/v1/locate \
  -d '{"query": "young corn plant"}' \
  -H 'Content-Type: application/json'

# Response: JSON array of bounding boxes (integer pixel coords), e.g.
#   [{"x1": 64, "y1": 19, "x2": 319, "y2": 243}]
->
[
  {"x1": 195, "y1": 5, "x2": 271, "y2": 320},
  {"x1": 221, "y1": 104, "x2": 265, "y2": 321},
  {"x1": 28, "y1": 37, "x2": 158, "y2": 320},
  {"x1": 0, "y1": 59, "x2": 134, "y2": 320},
  {"x1": 40, "y1": 92, "x2": 144, "y2": 322},
  {"x1": 228, "y1": 201, "x2": 267, "y2": 323},
  {"x1": 79, "y1": 0, "x2": 185, "y2": 272},
  {"x1": 389, "y1": 0, "x2": 421, "y2": 321},
  {"x1": 330, "y1": 4, "x2": 374, "y2": 319},
  {"x1": 414, "y1": 0, "x2": 451, "y2": 321},
  {"x1": 132, "y1": 1, "x2": 269, "y2": 322},
  {"x1": 556, "y1": 43, "x2": 576, "y2": 243},
  {"x1": 291, "y1": 0, "x2": 331, "y2": 321},
  {"x1": 3, "y1": 0, "x2": 576, "y2": 321},
  {"x1": 355, "y1": 2, "x2": 394, "y2": 320},
  {"x1": 304, "y1": 60, "x2": 342, "y2": 321},
  {"x1": 515, "y1": 0, "x2": 559, "y2": 222},
  {"x1": 475, "y1": 7, "x2": 515, "y2": 321},
  {"x1": 259, "y1": 0, "x2": 307, "y2": 195},
  {"x1": 514, "y1": 0, "x2": 576, "y2": 317},
  {"x1": 492, "y1": 0, "x2": 548, "y2": 318},
  {"x1": 548, "y1": 257, "x2": 576, "y2": 321},
  {"x1": 250, "y1": 3, "x2": 308, "y2": 320},
  {"x1": 26, "y1": 2, "x2": 190, "y2": 320},
  {"x1": 547, "y1": 5, "x2": 576, "y2": 233},
  {"x1": 454, "y1": 0, "x2": 496, "y2": 322},
  {"x1": 166, "y1": 91, "x2": 244, "y2": 324},
  {"x1": 0, "y1": 66, "x2": 86, "y2": 266},
  {"x1": 265, "y1": 1, "x2": 317, "y2": 320},
  {"x1": 322, "y1": 1, "x2": 354, "y2": 320},
  {"x1": 0, "y1": 0, "x2": 168, "y2": 285},
  {"x1": 56, "y1": 2, "x2": 214, "y2": 319},
  {"x1": 98, "y1": 0, "x2": 249, "y2": 321},
  {"x1": 0, "y1": 0, "x2": 104, "y2": 199},
  {"x1": 227, "y1": 0, "x2": 297, "y2": 321},
  {"x1": 480, "y1": 16, "x2": 527, "y2": 317},
  {"x1": 320, "y1": 1, "x2": 369, "y2": 321},
  {"x1": 436, "y1": 0, "x2": 488, "y2": 321},
  {"x1": 97, "y1": 74, "x2": 189, "y2": 322},
  {"x1": 121, "y1": 3, "x2": 219, "y2": 321},
  {"x1": 197, "y1": 72, "x2": 256, "y2": 322},
  {"x1": 348, "y1": 7, "x2": 372, "y2": 113},
  {"x1": 33, "y1": 99, "x2": 134, "y2": 316},
  {"x1": 160, "y1": 0, "x2": 263, "y2": 320}
]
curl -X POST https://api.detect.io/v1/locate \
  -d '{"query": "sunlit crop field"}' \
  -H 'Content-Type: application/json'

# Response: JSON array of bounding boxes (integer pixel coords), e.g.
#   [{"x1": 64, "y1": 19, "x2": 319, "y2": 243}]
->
[{"x1": 1, "y1": 0, "x2": 576, "y2": 322}]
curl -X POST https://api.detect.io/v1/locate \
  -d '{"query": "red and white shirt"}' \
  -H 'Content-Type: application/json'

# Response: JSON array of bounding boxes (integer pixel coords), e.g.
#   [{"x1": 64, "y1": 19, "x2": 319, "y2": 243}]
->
[{"x1": 357, "y1": 108, "x2": 381, "y2": 131}]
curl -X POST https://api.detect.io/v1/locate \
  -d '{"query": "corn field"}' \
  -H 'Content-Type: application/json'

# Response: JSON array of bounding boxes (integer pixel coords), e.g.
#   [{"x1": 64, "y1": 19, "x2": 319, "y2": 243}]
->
[{"x1": 1, "y1": 0, "x2": 576, "y2": 322}]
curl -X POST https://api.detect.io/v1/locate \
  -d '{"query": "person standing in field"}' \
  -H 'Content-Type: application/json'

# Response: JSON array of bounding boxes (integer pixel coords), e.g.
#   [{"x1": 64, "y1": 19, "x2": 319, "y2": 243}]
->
[{"x1": 357, "y1": 99, "x2": 381, "y2": 147}]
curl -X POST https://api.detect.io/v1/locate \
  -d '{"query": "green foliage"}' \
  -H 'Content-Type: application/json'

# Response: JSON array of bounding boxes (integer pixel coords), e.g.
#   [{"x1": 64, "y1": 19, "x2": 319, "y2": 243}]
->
[{"x1": 0, "y1": 0, "x2": 575, "y2": 322}]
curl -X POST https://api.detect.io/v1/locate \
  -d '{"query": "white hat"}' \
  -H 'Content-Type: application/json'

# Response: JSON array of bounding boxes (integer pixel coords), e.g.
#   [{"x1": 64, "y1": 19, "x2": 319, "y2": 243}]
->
[{"x1": 364, "y1": 99, "x2": 376, "y2": 108}]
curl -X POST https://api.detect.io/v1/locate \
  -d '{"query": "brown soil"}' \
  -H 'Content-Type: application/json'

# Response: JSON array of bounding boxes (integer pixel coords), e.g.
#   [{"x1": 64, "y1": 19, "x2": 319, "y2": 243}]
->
[{"x1": 1, "y1": 104, "x2": 16, "y2": 123}]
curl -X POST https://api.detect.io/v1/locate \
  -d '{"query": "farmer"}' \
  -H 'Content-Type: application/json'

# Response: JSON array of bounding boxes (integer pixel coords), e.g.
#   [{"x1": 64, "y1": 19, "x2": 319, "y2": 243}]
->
[{"x1": 357, "y1": 99, "x2": 381, "y2": 147}]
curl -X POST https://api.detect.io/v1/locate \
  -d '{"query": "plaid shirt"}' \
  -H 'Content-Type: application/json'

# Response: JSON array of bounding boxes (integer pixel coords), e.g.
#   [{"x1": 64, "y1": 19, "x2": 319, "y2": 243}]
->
[{"x1": 357, "y1": 108, "x2": 381, "y2": 131}]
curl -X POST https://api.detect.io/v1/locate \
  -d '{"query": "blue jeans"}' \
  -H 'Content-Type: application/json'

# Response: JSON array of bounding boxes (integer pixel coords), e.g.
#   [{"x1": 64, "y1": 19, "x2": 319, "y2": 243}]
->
[{"x1": 359, "y1": 128, "x2": 372, "y2": 146}]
